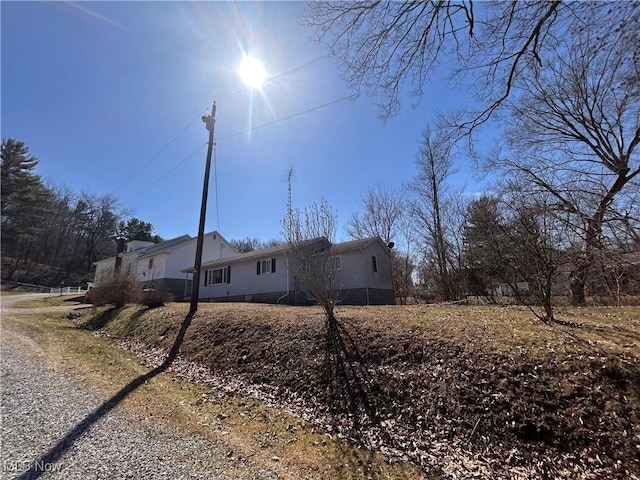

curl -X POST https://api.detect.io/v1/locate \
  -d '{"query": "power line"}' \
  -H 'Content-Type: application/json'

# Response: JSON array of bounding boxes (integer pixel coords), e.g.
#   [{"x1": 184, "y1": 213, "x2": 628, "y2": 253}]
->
[
  {"x1": 222, "y1": 54, "x2": 330, "y2": 100},
  {"x1": 121, "y1": 92, "x2": 355, "y2": 207},
  {"x1": 218, "y1": 94, "x2": 356, "y2": 140},
  {"x1": 111, "y1": 54, "x2": 331, "y2": 196},
  {"x1": 122, "y1": 143, "x2": 206, "y2": 204},
  {"x1": 111, "y1": 109, "x2": 209, "y2": 194}
]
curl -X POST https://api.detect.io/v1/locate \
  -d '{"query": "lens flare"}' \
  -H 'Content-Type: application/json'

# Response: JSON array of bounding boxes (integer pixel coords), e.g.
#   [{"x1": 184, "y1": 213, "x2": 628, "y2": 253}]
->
[{"x1": 238, "y1": 56, "x2": 267, "y2": 89}]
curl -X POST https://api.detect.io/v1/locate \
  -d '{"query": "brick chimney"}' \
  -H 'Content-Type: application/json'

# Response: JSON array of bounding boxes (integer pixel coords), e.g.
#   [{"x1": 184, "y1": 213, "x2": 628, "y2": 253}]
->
[{"x1": 114, "y1": 238, "x2": 126, "y2": 272}]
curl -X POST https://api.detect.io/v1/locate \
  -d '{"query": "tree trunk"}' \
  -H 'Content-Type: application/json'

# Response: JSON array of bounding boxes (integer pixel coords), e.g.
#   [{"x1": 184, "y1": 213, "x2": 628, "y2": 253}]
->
[
  {"x1": 3, "y1": 259, "x2": 17, "y2": 281},
  {"x1": 542, "y1": 274, "x2": 554, "y2": 321},
  {"x1": 569, "y1": 266, "x2": 587, "y2": 306}
]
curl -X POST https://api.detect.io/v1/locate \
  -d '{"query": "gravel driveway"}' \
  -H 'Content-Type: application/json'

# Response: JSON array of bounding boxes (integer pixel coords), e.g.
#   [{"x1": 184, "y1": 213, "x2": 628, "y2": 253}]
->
[{"x1": 0, "y1": 295, "x2": 256, "y2": 480}]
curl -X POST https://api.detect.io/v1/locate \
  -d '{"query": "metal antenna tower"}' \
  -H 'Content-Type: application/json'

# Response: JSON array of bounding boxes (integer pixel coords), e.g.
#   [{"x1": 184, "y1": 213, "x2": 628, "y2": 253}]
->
[{"x1": 285, "y1": 166, "x2": 295, "y2": 218}]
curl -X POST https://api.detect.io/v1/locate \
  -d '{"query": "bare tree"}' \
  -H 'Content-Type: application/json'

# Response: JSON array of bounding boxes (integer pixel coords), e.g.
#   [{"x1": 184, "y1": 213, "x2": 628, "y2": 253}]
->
[
  {"x1": 463, "y1": 189, "x2": 565, "y2": 321},
  {"x1": 501, "y1": 190, "x2": 566, "y2": 322},
  {"x1": 283, "y1": 201, "x2": 375, "y2": 424},
  {"x1": 229, "y1": 237, "x2": 281, "y2": 253},
  {"x1": 393, "y1": 212, "x2": 419, "y2": 305},
  {"x1": 391, "y1": 251, "x2": 414, "y2": 305},
  {"x1": 409, "y1": 124, "x2": 460, "y2": 301},
  {"x1": 37, "y1": 185, "x2": 81, "y2": 274},
  {"x1": 303, "y1": 2, "x2": 637, "y2": 130},
  {"x1": 346, "y1": 185, "x2": 416, "y2": 302},
  {"x1": 589, "y1": 248, "x2": 640, "y2": 306},
  {"x1": 346, "y1": 185, "x2": 404, "y2": 244},
  {"x1": 282, "y1": 200, "x2": 340, "y2": 320},
  {"x1": 493, "y1": 20, "x2": 640, "y2": 305},
  {"x1": 74, "y1": 192, "x2": 123, "y2": 272}
]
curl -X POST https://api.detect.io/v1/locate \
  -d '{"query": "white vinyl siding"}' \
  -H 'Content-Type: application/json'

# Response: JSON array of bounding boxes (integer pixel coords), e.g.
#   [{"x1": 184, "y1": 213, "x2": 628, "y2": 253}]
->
[
  {"x1": 200, "y1": 256, "x2": 288, "y2": 299},
  {"x1": 335, "y1": 242, "x2": 392, "y2": 290},
  {"x1": 195, "y1": 239, "x2": 394, "y2": 302}
]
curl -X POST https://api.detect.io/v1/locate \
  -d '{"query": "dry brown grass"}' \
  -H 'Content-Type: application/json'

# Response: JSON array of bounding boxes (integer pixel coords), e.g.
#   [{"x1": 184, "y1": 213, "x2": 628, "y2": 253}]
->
[
  {"x1": 84, "y1": 301, "x2": 640, "y2": 478},
  {"x1": 11, "y1": 296, "x2": 640, "y2": 478},
  {"x1": 4, "y1": 299, "x2": 428, "y2": 480}
]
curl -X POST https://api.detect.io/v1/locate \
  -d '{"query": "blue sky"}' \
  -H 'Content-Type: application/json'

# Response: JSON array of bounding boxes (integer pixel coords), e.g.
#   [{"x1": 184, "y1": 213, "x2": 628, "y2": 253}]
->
[{"x1": 2, "y1": 1, "x2": 484, "y2": 243}]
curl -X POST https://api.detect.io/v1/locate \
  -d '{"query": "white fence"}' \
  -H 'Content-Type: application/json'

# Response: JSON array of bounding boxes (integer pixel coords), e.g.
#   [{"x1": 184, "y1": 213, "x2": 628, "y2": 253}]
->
[{"x1": 48, "y1": 286, "x2": 91, "y2": 297}]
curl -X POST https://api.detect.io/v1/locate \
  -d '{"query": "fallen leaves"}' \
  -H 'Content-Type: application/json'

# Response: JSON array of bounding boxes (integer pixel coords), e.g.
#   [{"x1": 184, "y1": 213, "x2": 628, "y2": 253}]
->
[{"x1": 80, "y1": 302, "x2": 640, "y2": 479}]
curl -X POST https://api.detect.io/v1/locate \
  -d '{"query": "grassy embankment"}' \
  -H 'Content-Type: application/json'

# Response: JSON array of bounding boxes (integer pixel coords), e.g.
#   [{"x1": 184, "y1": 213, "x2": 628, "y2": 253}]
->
[
  {"x1": 9, "y1": 294, "x2": 640, "y2": 479},
  {"x1": 4, "y1": 294, "x2": 429, "y2": 480}
]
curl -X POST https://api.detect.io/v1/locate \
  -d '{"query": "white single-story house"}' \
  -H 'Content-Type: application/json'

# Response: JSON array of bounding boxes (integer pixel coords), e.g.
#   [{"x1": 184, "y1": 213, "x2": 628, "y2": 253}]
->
[
  {"x1": 93, "y1": 257, "x2": 118, "y2": 284},
  {"x1": 183, "y1": 236, "x2": 395, "y2": 305},
  {"x1": 93, "y1": 231, "x2": 237, "y2": 298},
  {"x1": 494, "y1": 281, "x2": 530, "y2": 297}
]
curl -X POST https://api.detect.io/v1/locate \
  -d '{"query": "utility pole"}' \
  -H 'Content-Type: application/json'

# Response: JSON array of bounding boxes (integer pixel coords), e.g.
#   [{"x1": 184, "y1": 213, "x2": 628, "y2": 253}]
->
[{"x1": 190, "y1": 101, "x2": 217, "y2": 313}]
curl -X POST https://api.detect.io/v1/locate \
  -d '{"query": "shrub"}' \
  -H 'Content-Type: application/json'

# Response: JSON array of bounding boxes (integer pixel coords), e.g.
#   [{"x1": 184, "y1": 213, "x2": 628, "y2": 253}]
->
[
  {"x1": 84, "y1": 288, "x2": 105, "y2": 306},
  {"x1": 91, "y1": 271, "x2": 142, "y2": 308},
  {"x1": 139, "y1": 288, "x2": 173, "y2": 308}
]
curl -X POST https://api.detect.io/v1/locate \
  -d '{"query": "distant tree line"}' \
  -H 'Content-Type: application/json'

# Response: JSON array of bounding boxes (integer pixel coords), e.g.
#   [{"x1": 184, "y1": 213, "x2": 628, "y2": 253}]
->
[
  {"x1": 229, "y1": 237, "x2": 281, "y2": 253},
  {"x1": 1, "y1": 138, "x2": 158, "y2": 286},
  {"x1": 304, "y1": 0, "x2": 640, "y2": 319},
  {"x1": 345, "y1": 151, "x2": 638, "y2": 320}
]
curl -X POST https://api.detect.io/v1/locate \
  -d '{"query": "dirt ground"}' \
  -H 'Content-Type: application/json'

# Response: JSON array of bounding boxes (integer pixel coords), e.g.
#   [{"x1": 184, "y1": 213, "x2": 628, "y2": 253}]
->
[{"x1": 70, "y1": 300, "x2": 640, "y2": 479}]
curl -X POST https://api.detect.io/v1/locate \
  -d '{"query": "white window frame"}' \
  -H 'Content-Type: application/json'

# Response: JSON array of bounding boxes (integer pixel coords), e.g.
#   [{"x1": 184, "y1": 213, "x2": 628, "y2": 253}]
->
[
  {"x1": 204, "y1": 267, "x2": 229, "y2": 286},
  {"x1": 258, "y1": 258, "x2": 276, "y2": 275},
  {"x1": 260, "y1": 259, "x2": 272, "y2": 274},
  {"x1": 330, "y1": 255, "x2": 342, "y2": 271}
]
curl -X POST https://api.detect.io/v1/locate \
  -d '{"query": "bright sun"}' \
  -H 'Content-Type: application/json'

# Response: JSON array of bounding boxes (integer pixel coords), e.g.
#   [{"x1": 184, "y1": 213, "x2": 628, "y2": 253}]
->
[{"x1": 238, "y1": 56, "x2": 267, "y2": 89}]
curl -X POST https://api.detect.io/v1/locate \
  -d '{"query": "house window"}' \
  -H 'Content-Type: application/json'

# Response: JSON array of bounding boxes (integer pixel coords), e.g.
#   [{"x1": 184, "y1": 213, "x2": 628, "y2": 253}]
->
[
  {"x1": 148, "y1": 258, "x2": 154, "y2": 270},
  {"x1": 257, "y1": 258, "x2": 276, "y2": 275},
  {"x1": 204, "y1": 266, "x2": 230, "y2": 286},
  {"x1": 330, "y1": 256, "x2": 342, "y2": 271},
  {"x1": 261, "y1": 259, "x2": 272, "y2": 274},
  {"x1": 372, "y1": 255, "x2": 378, "y2": 273}
]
